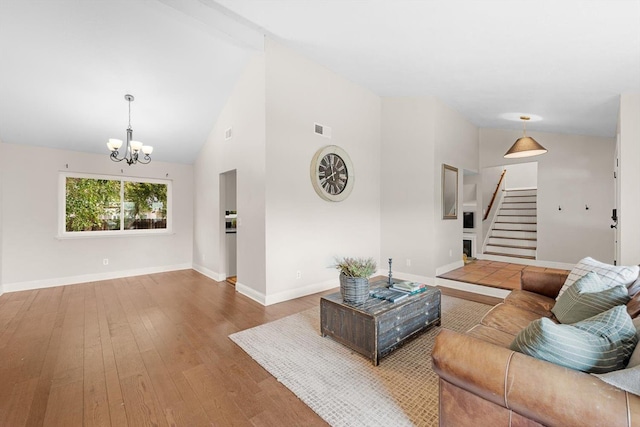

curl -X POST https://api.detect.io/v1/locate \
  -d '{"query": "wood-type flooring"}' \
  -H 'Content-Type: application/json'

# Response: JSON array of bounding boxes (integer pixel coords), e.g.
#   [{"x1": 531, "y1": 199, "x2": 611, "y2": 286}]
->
[
  {"x1": 437, "y1": 259, "x2": 569, "y2": 291},
  {"x1": 0, "y1": 269, "x2": 331, "y2": 427}
]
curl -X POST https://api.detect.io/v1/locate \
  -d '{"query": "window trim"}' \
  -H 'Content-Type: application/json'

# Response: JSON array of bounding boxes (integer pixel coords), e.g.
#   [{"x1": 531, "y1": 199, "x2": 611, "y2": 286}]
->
[{"x1": 58, "y1": 172, "x2": 173, "y2": 238}]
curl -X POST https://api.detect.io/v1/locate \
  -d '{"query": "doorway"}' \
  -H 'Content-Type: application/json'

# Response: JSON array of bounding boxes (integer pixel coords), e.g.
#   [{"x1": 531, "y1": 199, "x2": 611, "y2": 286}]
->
[{"x1": 221, "y1": 170, "x2": 237, "y2": 285}]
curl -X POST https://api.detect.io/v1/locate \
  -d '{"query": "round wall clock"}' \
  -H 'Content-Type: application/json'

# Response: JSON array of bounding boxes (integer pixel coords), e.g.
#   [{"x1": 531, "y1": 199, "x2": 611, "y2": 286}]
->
[{"x1": 310, "y1": 145, "x2": 354, "y2": 202}]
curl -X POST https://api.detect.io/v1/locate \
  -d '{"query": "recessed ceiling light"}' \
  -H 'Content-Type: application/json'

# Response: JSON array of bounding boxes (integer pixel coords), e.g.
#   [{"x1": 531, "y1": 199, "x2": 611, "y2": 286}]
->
[{"x1": 500, "y1": 113, "x2": 543, "y2": 122}]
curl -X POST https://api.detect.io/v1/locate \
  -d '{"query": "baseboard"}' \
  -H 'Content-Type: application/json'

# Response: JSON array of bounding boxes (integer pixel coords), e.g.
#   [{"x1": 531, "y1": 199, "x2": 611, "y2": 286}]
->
[
  {"x1": 192, "y1": 263, "x2": 226, "y2": 282},
  {"x1": 264, "y1": 279, "x2": 339, "y2": 306},
  {"x1": 2, "y1": 263, "x2": 192, "y2": 293},
  {"x1": 235, "y1": 281, "x2": 267, "y2": 305},
  {"x1": 476, "y1": 254, "x2": 574, "y2": 270},
  {"x1": 378, "y1": 271, "x2": 434, "y2": 286},
  {"x1": 435, "y1": 260, "x2": 464, "y2": 276},
  {"x1": 435, "y1": 277, "x2": 511, "y2": 300}
]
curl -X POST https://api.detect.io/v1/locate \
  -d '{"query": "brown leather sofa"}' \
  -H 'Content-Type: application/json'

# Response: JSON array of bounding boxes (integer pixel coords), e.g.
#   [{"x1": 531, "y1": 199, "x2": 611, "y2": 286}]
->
[{"x1": 432, "y1": 270, "x2": 640, "y2": 427}]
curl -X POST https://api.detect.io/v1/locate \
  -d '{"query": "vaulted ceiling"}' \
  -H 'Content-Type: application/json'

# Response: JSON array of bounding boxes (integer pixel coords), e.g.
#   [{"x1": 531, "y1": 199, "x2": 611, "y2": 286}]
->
[{"x1": 1, "y1": 0, "x2": 638, "y2": 164}]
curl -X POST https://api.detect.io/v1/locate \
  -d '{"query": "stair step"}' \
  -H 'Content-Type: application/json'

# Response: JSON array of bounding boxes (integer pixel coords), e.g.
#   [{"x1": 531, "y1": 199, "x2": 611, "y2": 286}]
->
[
  {"x1": 489, "y1": 235, "x2": 537, "y2": 241},
  {"x1": 484, "y1": 251, "x2": 536, "y2": 260},
  {"x1": 491, "y1": 229, "x2": 537, "y2": 239},
  {"x1": 499, "y1": 209, "x2": 537, "y2": 216},
  {"x1": 502, "y1": 203, "x2": 536, "y2": 209},
  {"x1": 496, "y1": 215, "x2": 537, "y2": 223},
  {"x1": 485, "y1": 244, "x2": 536, "y2": 257},
  {"x1": 493, "y1": 223, "x2": 537, "y2": 231},
  {"x1": 488, "y1": 243, "x2": 537, "y2": 250},
  {"x1": 496, "y1": 221, "x2": 538, "y2": 224}
]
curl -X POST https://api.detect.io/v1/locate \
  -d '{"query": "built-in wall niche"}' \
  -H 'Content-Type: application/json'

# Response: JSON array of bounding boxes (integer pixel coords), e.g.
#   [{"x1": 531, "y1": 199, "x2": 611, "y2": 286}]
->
[{"x1": 462, "y1": 169, "x2": 480, "y2": 261}]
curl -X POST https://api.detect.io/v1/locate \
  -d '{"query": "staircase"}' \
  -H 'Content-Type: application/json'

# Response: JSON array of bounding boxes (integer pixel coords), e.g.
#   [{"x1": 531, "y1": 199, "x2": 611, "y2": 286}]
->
[{"x1": 484, "y1": 189, "x2": 537, "y2": 260}]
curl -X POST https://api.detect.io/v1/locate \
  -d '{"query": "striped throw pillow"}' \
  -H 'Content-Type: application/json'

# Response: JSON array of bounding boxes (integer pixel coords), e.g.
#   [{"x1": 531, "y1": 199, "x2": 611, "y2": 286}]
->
[
  {"x1": 552, "y1": 272, "x2": 630, "y2": 324},
  {"x1": 557, "y1": 257, "x2": 639, "y2": 300},
  {"x1": 510, "y1": 306, "x2": 638, "y2": 374}
]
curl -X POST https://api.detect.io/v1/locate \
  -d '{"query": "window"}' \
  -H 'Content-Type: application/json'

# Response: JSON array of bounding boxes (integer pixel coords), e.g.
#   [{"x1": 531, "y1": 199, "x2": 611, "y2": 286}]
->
[{"x1": 60, "y1": 173, "x2": 171, "y2": 236}]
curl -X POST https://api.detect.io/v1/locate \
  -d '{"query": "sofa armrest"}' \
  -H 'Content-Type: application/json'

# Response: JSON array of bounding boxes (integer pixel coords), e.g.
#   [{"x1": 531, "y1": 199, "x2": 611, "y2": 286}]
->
[
  {"x1": 432, "y1": 329, "x2": 638, "y2": 427},
  {"x1": 520, "y1": 270, "x2": 568, "y2": 299}
]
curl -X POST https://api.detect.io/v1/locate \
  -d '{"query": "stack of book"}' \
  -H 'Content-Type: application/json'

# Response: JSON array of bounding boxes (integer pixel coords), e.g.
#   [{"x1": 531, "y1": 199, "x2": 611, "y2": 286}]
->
[
  {"x1": 391, "y1": 281, "x2": 429, "y2": 295},
  {"x1": 370, "y1": 288, "x2": 408, "y2": 303}
]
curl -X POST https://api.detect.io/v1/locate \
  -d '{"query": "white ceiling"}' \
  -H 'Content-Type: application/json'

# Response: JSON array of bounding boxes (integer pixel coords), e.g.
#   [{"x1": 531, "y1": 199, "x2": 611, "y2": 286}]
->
[{"x1": 1, "y1": 1, "x2": 639, "y2": 164}]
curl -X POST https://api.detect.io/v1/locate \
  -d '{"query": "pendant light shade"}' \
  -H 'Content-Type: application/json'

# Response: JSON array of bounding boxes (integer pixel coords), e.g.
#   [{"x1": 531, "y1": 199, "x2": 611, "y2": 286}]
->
[{"x1": 504, "y1": 116, "x2": 547, "y2": 159}]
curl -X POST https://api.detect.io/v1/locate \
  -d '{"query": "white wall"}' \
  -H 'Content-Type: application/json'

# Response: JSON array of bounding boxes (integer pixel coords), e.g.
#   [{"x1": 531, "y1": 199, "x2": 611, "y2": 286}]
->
[
  {"x1": 504, "y1": 162, "x2": 537, "y2": 190},
  {"x1": 618, "y1": 93, "x2": 640, "y2": 265},
  {"x1": 480, "y1": 129, "x2": 614, "y2": 264},
  {"x1": 381, "y1": 98, "x2": 478, "y2": 280},
  {"x1": 264, "y1": 39, "x2": 381, "y2": 303},
  {"x1": 193, "y1": 52, "x2": 267, "y2": 296},
  {"x1": 381, "y1": 98, "x2": 437, "y2": 279},
  {"x1": 0, "y1": 140, "x2": 3, "y2": 296},
  {"x1": 433, "y1": 100, "x2": 479, "y2": 272},
  {"x1": 1, "y1": 143, "x2": 194, "y2": 291}
]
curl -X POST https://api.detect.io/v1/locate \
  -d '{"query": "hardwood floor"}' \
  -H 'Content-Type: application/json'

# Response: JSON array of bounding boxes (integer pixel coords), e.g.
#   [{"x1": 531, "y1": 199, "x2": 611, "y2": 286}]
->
[{"x1": 0, "y1": 270, "x2": 331, "y2": 426}]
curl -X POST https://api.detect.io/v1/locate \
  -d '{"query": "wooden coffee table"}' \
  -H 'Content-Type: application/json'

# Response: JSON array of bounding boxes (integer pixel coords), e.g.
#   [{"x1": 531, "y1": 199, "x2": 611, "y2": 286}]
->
[{"x1": 320, "y1": 279, "x2": 441, "y2": 365}]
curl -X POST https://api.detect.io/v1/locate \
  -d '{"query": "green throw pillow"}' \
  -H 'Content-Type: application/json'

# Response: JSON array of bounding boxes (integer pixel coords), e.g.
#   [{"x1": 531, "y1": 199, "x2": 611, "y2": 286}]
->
[
  {"x1": 551, "y1": 271, "x2": 630, "y2": 324},
  {"x1": 510, "y1": 306, "x2": 638, "y2": 374}
]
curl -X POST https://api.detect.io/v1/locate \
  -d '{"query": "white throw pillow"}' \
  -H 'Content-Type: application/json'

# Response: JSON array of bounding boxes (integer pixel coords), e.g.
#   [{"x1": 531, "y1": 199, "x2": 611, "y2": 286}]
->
[
  {"x1": 557, "y1": 257, "x2": 639, "y2": 300},
  {"x1": 594, "y1": 364, "x2": 640, "y2": 396}
]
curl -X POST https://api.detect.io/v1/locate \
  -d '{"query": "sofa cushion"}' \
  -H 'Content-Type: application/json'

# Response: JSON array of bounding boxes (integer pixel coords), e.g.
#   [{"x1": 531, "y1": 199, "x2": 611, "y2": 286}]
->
[
  {"x1": 557, "y1": 257, "x2": 639, "y2": 300},
  {"x1": 465, "y1": 324, "x2": 515, "y2": 348},
  {"x1": 504, "y1": 289, "x2": 556, "y2": 317},
  {"x1": 551, "y1": 272, "x2": 630, "y2": 324},
  {"x1": 510, "y1": 305, "x2": 638, "y2": 374},
  {"x1": 481, "y1": 303, "x2": 549, "y2": 336}
]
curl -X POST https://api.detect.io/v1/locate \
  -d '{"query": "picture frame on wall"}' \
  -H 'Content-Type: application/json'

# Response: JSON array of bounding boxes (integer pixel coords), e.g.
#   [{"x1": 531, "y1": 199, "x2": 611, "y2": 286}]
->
[{"x1": 442, "y1": 164, "x2": 458, "y2": 219}]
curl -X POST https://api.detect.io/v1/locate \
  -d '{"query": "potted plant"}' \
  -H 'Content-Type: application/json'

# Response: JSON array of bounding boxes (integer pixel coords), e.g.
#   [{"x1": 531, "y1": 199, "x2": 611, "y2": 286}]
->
[{"x1": 334, "y1": 256, "x2": 377, "y2": 304}]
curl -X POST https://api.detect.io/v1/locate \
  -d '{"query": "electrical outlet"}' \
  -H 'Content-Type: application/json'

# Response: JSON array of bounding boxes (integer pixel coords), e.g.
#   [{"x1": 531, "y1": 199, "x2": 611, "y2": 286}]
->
[
  {"x1": 296, "y1": 271, "x2": 302, "y2": 279},
  {"x1": 406, "y1": 259, "x2": 411, "y2": 267},
  {"x1": 103, "y1": 258, "x2": 109, "y2": 265}
]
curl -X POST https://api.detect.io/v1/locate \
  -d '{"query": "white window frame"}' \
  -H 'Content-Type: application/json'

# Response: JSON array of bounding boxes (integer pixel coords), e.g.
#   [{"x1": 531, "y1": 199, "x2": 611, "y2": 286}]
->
[{"x1": 58, "y1": 172, "x2": 173, "y2": 238}]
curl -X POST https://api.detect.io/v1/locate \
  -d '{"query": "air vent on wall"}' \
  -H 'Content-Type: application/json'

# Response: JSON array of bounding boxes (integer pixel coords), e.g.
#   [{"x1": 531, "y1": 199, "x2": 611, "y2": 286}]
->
[
  {"x1": 314, "y1": 122, "x2": 332, "y2": 138},
  {"x1": 225, "y1": 127, "x2": 233, "y2": 140}
]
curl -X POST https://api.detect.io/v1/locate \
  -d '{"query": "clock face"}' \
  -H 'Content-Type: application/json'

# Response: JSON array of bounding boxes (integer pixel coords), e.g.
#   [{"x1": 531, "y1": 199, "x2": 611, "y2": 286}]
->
[
  {"x1": 310, "y1": 145, "x2": 354, "y2": 202},
  {"x1": 319, "y1": 153, "x2": 348, "y2": 195}
]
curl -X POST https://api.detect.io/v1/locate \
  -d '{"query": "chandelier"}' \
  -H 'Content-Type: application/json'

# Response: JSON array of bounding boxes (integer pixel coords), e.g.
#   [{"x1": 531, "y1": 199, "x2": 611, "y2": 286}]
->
[
  {"x1": 503, "y1": 116, "x2": 547, "y2": 159},
  {"x1": 106, "y1": 94, "x2": 153, "y2": 165}
]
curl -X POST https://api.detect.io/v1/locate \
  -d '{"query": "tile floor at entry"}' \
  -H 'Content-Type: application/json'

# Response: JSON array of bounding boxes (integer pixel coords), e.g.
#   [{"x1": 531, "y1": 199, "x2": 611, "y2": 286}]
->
[{"x1": 437, "y1": 259, "x2": 570, "y2": 291}]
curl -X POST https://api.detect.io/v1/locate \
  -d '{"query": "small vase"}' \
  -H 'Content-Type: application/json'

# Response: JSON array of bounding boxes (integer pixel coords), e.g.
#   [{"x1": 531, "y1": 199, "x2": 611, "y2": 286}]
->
[{"x1": 340, "y1": 273, "x2": 370, "y2": 304}]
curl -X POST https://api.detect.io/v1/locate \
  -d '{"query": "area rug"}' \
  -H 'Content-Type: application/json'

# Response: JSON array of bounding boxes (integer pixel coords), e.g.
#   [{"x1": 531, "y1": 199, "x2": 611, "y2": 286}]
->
[{"x1": 229, "y1": 295, "x2": 492, "y2": 427}]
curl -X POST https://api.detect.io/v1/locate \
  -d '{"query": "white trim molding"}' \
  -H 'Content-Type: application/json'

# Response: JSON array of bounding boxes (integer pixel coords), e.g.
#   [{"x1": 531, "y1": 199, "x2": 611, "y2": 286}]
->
[
  {"x1": 192, "y1": 263, "x2": 226, "y2": 282},
  {"x1": 436, "y1": 277, "x2": 511, "y2": 300},
  {"x1": 436, "y1": 260, "x2": 465, "y2": 276},
  {"x1": 476, "y1": 253, "x2": 574, "y2": 271},
  {"x1": 3, "y1": 263, "x2": 192, "y2": 293}
]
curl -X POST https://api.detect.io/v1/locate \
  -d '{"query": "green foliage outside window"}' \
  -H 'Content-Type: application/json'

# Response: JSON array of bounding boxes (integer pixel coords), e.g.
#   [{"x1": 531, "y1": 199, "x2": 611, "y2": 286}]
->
[
  {"x1": 66, "y1": 178, "x2": 120, "y2": 232},
  {"x1": 124, "y1": 182, "x2": 167, "y2": 229},
  {"x1": 65, "y1": 177, "x2": 167, "y2": 232}
]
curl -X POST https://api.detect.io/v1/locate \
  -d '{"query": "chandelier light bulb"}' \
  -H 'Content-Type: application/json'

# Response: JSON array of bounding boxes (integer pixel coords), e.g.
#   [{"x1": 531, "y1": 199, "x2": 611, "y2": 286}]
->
[{"x1": 142, "y1": 145, "x2": 153, "y2": 155}]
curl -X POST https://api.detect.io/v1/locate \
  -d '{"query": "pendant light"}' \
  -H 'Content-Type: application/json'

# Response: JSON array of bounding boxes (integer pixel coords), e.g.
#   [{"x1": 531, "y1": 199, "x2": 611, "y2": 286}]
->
[
  {"x1": 504, "y1": 116, "x2": 547, "y2": 159},
  {"x1": 106, "y1": 94, "x2": 153, "y2": 165}
]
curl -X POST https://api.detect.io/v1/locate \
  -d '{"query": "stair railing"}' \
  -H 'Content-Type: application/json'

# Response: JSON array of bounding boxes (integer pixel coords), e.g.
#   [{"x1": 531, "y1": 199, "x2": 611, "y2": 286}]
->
[{"x1": 483, "y1": 169, "x2": 507, "y2": 221}]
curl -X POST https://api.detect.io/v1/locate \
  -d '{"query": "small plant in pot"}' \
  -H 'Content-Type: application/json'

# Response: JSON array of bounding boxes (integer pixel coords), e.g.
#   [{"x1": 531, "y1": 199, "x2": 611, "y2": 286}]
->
[{"x1": 334, "y1": 256, "x2": 377, "y2": 304}]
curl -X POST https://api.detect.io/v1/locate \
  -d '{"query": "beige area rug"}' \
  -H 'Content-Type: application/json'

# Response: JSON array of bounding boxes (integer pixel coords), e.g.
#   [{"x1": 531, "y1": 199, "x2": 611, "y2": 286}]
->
[{"x1": 229, "y1": 296, "x2": 492, "y2": 427}]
